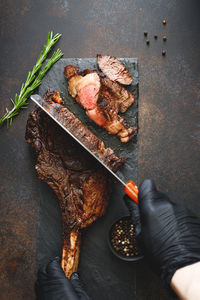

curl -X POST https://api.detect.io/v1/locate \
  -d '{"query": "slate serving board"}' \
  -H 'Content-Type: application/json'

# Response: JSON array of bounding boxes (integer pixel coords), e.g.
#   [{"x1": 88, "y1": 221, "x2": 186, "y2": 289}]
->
[{"x1": 37, "y1": 58, "x2": 138, "y2": 300}]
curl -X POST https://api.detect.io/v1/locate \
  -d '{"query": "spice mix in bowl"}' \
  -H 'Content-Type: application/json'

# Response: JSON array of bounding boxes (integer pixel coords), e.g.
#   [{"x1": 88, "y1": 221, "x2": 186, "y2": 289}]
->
[{"x1": 108, "y1": 216, "x2": 143, "y2": 261}]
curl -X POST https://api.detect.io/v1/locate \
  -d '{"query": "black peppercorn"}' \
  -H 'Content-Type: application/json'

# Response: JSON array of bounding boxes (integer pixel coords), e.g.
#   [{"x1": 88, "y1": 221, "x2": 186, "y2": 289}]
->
[
  {"x1": 144, "y1": 32, "x2": 148, "y2": 36},
  {"x1": 146, "y1": 40, "x2": 150, "y2": 45},
  {"x1": 162, "y1": 50, "x2": 166, "y2": 56},
  {"x1": 154, "y1": 35, "x2": 158, "y2": 39},
  {"x1": 110, "y1": 217, "x2": 141, "y2": 258}
]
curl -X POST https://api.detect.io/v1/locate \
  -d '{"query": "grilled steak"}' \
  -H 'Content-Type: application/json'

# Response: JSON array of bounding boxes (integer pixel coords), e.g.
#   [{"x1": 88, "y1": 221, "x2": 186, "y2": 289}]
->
[
  {"x1": 42, "y1": 89, "x2": 126, "y2": 170},
  {"x1": 64, "y1": 61, "x2": 137, "y2": 143},
  {"x1": 101, "y1": 77, "x2": 134, "y2": 113},
  {"x1": 97, "y1": 55, "x2": 133, "y2": 85},
  {"x1": 25, "y1": 89, "x2": 125, "y2": 278}
]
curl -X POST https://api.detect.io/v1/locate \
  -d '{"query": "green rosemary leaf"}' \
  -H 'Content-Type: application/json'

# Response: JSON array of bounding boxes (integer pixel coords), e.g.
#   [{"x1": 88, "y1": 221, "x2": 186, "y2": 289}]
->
[{"x1": 0, "y1": 32, "x2": 63, "y2": 127}]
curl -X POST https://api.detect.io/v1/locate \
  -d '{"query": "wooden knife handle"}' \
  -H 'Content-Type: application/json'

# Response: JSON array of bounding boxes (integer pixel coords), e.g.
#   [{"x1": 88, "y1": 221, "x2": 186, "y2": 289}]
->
[{"x1": 124, "y1": 180, "x2": 139, "y2": 204}]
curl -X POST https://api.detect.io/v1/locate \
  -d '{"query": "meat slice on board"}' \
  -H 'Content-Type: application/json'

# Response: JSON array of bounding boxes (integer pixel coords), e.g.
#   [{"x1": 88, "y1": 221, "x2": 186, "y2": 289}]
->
[
  {"x1": 25, "y1": 89, "x2": 126, "y2": 278},
  {"x1": 64, "y1": 61, "x2": 137, "y2": 143},
  {"x1": 97, "y1": 54, "x2": 133, "y2": 85}
]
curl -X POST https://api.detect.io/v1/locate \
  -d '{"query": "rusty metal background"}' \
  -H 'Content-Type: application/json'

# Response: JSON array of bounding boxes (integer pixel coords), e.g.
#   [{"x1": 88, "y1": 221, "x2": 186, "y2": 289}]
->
[{"x1": 0, "y1": 0, "x2": 200, "y2": 299}]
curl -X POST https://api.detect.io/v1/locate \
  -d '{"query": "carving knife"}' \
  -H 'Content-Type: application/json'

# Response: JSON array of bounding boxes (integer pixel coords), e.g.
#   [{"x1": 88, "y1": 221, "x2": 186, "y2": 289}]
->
[{"x1": 31, "y1": 94, "x2": 139, "y2": 204}]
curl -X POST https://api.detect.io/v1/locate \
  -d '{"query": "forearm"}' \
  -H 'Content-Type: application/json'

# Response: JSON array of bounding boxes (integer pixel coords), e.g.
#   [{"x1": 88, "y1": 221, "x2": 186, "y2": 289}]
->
[{"x1": 171, "y1": 262, "x2": 200, "y2": 300}]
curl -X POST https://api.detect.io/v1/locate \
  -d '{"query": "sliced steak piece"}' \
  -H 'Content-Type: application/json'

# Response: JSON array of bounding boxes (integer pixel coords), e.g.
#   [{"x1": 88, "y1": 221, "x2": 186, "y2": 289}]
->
[
  {"x1": 65, "y1": 63, "x2": 137, "y2": 143},
  {"x1": 76, "y1": 72, "x2": 101, "y2": 110},
  {"x1": 101, "y1": 77, "x2": 134, "y2": 113},
  {"x1": 97, "y1": 55, "x2": 133, "y2": 85},
  {"x1": 68, "y1": 75, "x2": 83, "y2": 98},
  {"x1": 25, "y1": 89, "x2": 126, "y2": 278}
]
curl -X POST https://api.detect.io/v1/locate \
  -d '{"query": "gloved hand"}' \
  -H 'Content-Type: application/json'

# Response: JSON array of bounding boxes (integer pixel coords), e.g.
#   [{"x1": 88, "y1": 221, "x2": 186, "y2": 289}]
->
[
  {"x1": 124, "y1": 179, "x2": 200, "y2": 286},
  {"x1": 36, "y1": 257, "x2": 91, "y2": 300}
]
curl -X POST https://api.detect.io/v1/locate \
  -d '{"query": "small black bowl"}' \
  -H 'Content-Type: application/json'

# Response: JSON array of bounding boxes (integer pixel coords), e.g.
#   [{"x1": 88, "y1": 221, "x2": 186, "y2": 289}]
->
[{"x1": 108, "y1": 215, "x2": 143, "y2": 262}]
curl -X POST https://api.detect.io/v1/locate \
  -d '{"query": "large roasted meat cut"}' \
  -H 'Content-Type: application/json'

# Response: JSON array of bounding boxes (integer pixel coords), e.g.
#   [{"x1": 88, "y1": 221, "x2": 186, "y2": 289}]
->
[
  {"x1": 64, "y1": 55, "x2": 137, "y2": 143},
  {"x1": 25, "y1": 89, "x2": 125, "y2": 278}
]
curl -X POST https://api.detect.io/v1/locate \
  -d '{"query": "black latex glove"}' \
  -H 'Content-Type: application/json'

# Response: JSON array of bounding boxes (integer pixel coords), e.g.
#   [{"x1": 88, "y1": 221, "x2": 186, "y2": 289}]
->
[
  {"x1": 124, "y1": 179, "x2": 200, "y2": 286},
  {"x1": 36, "y1": 257, "x2": 91, "y2": 300}
]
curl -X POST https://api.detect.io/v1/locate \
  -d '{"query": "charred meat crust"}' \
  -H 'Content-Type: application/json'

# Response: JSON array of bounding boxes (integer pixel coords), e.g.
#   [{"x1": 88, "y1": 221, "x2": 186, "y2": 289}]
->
[
  {"x1": 64, "y1": 65, "x2": 78, "y2": 80},
  {"x1": 25, "y1": 101, "x2": 112, "y2": 230},
  {"x1": 26, "y1": 89, "x2": 126, "y2": 277},
  {"x1": 100, "y1": 77, "x2": 135, "y2": 113}
]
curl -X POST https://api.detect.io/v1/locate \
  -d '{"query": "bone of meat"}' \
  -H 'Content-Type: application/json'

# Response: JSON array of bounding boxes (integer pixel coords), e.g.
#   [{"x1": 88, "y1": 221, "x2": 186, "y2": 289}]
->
[
  {"x1": 64, "y1": 64, "x2": 137, "y2": 143},
  {"x1": 97, "y1": 55, "x2": 133, "y2": 85},
  {"x1": 25, "y1": 89, "x2": 126, "y2": 278}
]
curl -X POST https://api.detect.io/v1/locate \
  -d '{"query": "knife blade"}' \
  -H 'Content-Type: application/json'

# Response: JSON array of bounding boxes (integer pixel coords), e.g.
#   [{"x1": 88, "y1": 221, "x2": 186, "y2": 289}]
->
[{"x1": 30, "y1": 94, "x2": 138, "y2": 204}]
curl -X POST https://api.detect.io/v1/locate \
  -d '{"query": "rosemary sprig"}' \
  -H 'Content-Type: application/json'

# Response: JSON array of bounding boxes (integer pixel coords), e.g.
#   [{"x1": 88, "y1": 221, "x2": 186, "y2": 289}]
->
[{"x1": 0, "y1": 32, "x2": 63, "y2": 127}]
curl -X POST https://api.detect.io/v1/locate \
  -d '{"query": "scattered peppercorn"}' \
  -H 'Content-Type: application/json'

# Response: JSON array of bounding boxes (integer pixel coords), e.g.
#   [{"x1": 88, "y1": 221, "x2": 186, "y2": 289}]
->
[
  {"x1": 144, "y1": 32, "x2": 148, "y2": 36},
  {"x1": 154, "y1": 35, "x2": 158, "y2": 39},
  {"x1": 162, "y1": 50, "x2": 166, "y2": 56},
  {"x1": 146, "y1": 40, "x2": 150, "y2": 45},
  {"x1": 162, "y1": 19, "x2": 167, "y2": 25},
  {"x1": 110, "y1": 217, "x2": 141, "y2": 258},
  {"x1": 163, "y1": 35, "x2": 167, "y2": 41}
]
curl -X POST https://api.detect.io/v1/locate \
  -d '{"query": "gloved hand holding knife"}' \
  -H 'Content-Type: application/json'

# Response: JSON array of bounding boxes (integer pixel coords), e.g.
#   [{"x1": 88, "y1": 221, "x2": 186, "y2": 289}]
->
[{"x1": 125, "y1": 179, "x2": 200, "y2": 300}]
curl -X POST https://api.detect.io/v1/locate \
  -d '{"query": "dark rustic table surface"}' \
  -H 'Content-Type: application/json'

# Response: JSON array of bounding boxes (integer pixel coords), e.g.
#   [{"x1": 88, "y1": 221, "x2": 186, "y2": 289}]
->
[{"x1": 0, "y1": 1, "x2": 200, "y2": 299}]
